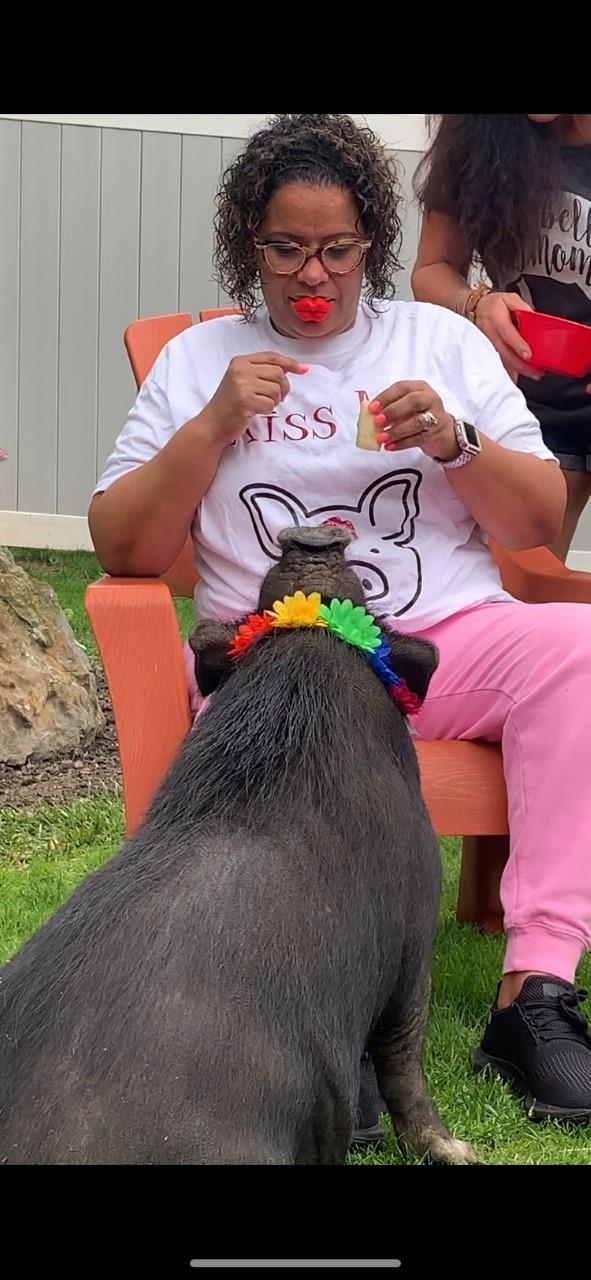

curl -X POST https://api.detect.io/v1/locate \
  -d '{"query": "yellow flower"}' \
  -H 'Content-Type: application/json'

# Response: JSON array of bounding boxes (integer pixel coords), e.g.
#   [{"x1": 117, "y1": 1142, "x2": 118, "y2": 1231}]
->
[{"x1": 269, "y1": 591, "x2": 327, "y2": 629}]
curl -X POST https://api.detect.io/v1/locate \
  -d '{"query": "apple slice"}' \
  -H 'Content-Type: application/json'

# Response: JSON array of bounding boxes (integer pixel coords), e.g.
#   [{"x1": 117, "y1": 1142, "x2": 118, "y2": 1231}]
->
[{"x1": 356, "y1": 398, "x2": 380, "y2": 451}]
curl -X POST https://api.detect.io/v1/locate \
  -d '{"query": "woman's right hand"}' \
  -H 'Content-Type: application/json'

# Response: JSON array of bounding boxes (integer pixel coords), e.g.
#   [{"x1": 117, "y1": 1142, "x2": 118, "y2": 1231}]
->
[
  {"x1": 474, "y1": 292, "x2": 543, "y2": 383},
  {"x1": 203, "y1": 352, "x2": 309, "y2": 444}
]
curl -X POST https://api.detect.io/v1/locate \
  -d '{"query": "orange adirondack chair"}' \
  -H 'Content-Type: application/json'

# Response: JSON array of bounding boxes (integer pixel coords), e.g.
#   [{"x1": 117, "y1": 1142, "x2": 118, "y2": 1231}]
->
[{"x1": 85, "y1": 310, "x2": 591, "y2": 935}]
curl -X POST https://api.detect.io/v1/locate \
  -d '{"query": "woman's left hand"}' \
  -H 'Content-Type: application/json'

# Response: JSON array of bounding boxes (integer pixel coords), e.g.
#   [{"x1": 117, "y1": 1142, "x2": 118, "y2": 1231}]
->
[{"x1": 368, "y1": 381, "x2": 459, "y2": 461}]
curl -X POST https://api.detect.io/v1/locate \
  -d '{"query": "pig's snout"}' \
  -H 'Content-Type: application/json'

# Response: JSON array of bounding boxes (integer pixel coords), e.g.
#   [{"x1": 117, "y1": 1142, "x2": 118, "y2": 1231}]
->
[
  {"x1": 258, "y1": 525, "x2": 365, "y2": 611},
  {"x1": 277, "y1": 525, "x2": 353, "y2": 554}
]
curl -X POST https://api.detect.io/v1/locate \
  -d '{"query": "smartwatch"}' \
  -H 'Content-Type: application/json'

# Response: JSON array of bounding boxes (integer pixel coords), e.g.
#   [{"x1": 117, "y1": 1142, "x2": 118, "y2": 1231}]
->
[{"x1": 436, "y1": 420, "x2": 481, "y2": 469}]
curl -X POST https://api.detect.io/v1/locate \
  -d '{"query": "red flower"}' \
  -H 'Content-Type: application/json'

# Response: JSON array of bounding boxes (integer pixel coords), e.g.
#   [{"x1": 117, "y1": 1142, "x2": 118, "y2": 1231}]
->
[
  {"x1": 391, "y1": 683, "x2": 423, "y2": 716},
  {"x1": 228, "y1": 611, "x2": 274, "y2": 660}
]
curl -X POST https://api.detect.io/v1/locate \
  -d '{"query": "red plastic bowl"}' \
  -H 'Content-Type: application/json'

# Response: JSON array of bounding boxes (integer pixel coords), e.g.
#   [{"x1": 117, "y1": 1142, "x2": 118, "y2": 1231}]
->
[{"x1": 513, "y1": 309, "x2": 591, "y2": 377}]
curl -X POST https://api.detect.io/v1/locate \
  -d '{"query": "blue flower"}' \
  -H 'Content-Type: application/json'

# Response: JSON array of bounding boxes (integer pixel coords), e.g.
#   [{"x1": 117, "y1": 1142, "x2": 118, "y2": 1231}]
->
[{"x1": 366, "y1": 638, "x2": 402, "y2": 689}]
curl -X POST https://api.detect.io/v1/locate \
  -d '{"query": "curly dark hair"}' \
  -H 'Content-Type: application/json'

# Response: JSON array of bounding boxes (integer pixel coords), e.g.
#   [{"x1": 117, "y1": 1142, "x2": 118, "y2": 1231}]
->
[
  {"x1": 213, "y1": 113, "x2": 403, "y2": 315},
  {"x1": 414, "y1": 114, "x2": 565, "y2": 286}
]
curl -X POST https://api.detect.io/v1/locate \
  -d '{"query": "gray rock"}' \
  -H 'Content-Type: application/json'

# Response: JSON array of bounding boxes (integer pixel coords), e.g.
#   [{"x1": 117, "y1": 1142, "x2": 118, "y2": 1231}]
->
[{"x1": 0, "y1": 547, "x2": 104, "y2": 766}]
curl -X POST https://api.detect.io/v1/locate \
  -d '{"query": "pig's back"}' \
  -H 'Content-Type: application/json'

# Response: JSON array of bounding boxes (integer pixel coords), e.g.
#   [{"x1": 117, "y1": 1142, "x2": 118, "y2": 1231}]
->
[{"x1": 0, "y1": 633, "x2": 437, "y2": 1162}]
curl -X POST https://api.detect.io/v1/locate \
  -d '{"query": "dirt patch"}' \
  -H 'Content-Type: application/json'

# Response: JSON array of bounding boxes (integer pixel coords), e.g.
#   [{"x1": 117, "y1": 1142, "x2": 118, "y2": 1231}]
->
[{"x1": 0, "y1": 674, "x2": 121, "y2": 810}]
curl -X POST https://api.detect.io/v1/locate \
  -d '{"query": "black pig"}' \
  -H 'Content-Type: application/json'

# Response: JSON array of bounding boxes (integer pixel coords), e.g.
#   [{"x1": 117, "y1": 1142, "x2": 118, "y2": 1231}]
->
[{"x1": 0, "y1": 525, "x2": 475, "y2": 1164}]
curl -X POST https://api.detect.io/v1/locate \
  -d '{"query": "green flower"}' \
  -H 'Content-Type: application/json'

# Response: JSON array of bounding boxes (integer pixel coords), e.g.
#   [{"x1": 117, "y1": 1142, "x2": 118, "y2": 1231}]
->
[{"x1": 319, "y1": 599, "x2": 382, "y2": 652}]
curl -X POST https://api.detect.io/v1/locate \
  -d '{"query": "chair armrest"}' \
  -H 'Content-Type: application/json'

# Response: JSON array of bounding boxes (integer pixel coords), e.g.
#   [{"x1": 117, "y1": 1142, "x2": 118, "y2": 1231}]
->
[
  {"x1": 85, "y1": 577, "x2": 191, "y2": 836},
  {"x1": 490, "y1": 540, "x2": 591, "y2": 604},
  {"x1": 415, "y1": 740, "x2": 508, "y2": 836}
]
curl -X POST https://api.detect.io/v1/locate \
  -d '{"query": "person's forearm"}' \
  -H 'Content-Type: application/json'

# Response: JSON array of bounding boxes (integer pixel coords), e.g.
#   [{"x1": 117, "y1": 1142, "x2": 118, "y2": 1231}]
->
[
  {"x1": 411, "y1": 260, "x2": 471, "y2": 313},
  {"x1": 88, "y1": 408, "x2": 224, "y2": 576},
  {"x1": 446, "y1": 435, "x2": 566, "y2": 550}
]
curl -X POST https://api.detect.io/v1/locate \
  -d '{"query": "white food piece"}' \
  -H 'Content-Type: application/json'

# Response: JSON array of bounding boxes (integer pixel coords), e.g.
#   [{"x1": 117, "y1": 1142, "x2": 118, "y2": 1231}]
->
[{"x1": 355, "y1": 398, "x2": 380, "y2": 451}]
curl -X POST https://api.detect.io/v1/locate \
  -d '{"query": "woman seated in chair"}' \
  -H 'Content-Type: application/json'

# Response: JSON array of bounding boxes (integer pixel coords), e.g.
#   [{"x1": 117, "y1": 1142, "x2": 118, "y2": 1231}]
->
[{"x1": 89, "y1": 113, "x2": 591, "y2": 1129}]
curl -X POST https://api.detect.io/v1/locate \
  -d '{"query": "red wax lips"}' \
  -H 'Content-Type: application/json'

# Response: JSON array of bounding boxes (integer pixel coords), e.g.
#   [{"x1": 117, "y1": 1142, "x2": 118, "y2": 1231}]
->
[
  {"x1": 290, "y1": 297, "x2": 334, "y2": 323},
  {"x1": 321, "y1": 516, "x2": 358, "y2": 539}
]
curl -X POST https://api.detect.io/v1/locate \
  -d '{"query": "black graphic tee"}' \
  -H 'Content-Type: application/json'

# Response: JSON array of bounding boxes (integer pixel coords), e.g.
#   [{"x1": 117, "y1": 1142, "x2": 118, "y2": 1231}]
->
[{"x1": 502, "y1": 144, "x2": 591, "y2": 439}]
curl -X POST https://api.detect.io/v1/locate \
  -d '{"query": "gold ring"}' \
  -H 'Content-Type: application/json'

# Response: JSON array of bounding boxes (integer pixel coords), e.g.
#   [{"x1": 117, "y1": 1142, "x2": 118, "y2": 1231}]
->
[{"x1": 418, "y1": 410, "x2": 438, "y2": 433}]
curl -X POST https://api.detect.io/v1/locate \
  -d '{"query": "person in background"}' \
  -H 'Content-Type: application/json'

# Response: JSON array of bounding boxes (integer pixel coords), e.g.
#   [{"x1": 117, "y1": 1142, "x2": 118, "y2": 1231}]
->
[{"x1": 412, "y1": 113, "x2": 591, "y2": 560}]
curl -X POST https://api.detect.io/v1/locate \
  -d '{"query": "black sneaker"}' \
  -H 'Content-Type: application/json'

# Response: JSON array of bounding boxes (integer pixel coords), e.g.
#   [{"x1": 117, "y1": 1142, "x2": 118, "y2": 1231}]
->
[
  {"x1": 350, "y1": 1053, "x2": 386, "y2": 1146},
  {"x1": 472, "y1": 974, "x2": 591, "y2": 1122}
]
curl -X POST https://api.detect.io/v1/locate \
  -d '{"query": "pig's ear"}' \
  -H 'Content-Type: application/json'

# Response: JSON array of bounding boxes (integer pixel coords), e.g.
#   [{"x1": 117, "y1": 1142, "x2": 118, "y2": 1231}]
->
[
  {"x1": 383, "y1": 630, "x2": 439, "y2": 701},
  {"x1": 188, "y1": 619, "x2": 236, "y2": 695}
]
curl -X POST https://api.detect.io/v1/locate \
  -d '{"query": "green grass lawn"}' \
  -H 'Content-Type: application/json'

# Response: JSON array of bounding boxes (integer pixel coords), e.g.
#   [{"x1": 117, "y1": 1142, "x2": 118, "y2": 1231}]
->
[{"x1": 1, "y1": 548, "x2": 590, "y2": 1164}]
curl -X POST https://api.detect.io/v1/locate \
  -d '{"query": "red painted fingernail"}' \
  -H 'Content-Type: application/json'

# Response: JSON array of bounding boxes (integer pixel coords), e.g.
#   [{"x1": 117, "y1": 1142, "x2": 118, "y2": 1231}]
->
[
  {"x1": 368, "y1": 400, "x2": 380, "y2": 413},
  {"x1": 377, "y1": 432, "x2": 390, "y2": 445},
  {"x1": 373, "y1": 414, "x2": 387, "y2": 427},
  {"x1": 385, "y1": 443, "x2": 397, "y2": 451}
]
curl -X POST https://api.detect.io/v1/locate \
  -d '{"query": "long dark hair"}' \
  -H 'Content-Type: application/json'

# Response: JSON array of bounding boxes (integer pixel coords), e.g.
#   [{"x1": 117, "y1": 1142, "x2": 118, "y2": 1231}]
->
[
  {"x1": 414, "y1": 114, "x2": 565, "y2": 284},
  {"x1": 214, "y1": 113, "x2": 403, "y2": 315}
]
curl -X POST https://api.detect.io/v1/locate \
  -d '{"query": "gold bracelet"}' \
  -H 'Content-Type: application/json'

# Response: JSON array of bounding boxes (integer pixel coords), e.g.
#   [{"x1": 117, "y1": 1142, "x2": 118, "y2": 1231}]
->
[
  {"x1": 455, "y1": 286, "x2": 471, "y2": 316},
  {"x1": 465, "y1": 282, "x2": 492, "y2": 323}
]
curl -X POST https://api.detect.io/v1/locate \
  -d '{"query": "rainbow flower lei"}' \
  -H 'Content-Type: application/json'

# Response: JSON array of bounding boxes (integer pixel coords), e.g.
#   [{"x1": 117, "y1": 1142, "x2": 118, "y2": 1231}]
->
[{"x1": 228, "y1": 591, "x2": 423, "y2": 715}]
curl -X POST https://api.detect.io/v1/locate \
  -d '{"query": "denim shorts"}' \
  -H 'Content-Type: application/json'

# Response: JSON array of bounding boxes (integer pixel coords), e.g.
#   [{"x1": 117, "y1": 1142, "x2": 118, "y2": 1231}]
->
[{"x1": 542, "y1": 424, "x2": 591, "y2": 472}]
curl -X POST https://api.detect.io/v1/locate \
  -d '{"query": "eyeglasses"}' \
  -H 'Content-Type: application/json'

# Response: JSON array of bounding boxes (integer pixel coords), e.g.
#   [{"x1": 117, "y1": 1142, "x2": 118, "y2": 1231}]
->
[{"x1": 254, "y1": 238, "x2": 371, "y2": 276}]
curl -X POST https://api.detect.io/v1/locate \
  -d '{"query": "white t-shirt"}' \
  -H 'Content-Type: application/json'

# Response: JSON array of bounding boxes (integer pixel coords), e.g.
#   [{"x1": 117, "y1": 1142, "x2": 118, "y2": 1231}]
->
[{"x1": 95, "y1": 301, "x2": 556, "y2": 630}]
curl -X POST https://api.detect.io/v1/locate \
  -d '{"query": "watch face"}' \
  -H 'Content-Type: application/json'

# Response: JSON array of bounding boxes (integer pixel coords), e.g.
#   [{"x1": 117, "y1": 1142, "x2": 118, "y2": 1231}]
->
[
  {"x1": 462, "y1": 422, "x2": 479, "y2": 448},
  {"x1": 456, "y1": 421, "x2": 480, "y2": 453}
]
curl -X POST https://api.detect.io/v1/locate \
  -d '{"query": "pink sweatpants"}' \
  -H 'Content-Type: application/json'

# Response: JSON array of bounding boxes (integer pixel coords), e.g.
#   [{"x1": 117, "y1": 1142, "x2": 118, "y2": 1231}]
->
[{"x1": 184, "y1": 599, "x2": 591, "y2": 983}]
